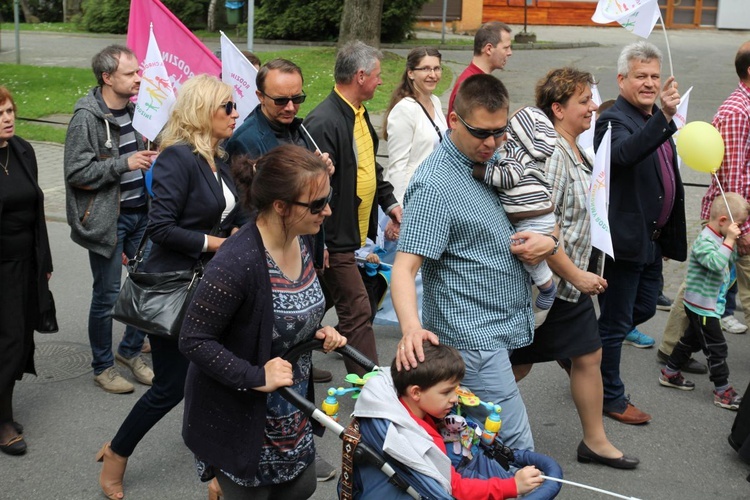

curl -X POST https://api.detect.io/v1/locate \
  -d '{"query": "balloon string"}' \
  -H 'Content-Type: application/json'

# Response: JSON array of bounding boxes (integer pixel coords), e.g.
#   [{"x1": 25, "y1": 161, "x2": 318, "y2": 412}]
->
[
  {"x1": 540, "y1": 475, "x2": 642, "y2": 500},
  {"x1": 713, "y1": 172, "x2": 735, "y2": 223}
]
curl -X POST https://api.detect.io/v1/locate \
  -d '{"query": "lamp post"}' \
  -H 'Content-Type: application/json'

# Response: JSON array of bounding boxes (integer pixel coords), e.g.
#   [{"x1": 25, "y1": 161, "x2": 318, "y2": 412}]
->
[{"x1": 514, "y1": 0, "x2": 537, "y2": 44}]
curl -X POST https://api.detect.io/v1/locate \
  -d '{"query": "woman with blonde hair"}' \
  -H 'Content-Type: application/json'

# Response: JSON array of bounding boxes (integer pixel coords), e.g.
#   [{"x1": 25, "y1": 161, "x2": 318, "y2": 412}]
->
[{"x1": 96, "y1": 74, "x2": 241, "y2": 499}]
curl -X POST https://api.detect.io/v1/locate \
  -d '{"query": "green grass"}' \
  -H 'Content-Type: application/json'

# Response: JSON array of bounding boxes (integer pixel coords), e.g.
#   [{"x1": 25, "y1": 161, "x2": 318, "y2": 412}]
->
[
  {"x1": 2, "y1": 47, "x2": 452, "y2": 143},
  {"x1": 0, "y1": 22, "x2": 81, "y2": 32},
  {"x1": 1, "y1": 63, "x2": 93, "y2": 142}
]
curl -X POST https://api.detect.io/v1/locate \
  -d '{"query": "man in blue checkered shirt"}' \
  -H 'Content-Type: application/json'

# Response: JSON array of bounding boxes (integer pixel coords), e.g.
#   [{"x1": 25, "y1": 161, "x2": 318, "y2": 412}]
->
[{"x1": 392, "y1": 74, "x2": 557, "y2": 451}]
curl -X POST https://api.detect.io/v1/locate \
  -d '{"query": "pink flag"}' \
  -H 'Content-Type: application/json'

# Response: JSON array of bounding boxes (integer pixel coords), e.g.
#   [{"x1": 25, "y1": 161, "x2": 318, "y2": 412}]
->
[{"x1": 127, "y1": 0, "x2": 221, "y2": 91}]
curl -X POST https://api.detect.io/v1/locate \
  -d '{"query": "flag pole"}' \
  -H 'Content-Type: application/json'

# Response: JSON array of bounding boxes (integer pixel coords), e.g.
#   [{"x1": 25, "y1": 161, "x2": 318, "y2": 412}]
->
[
  {"x1": 300, "y1": 123, "x2": 322, "y2": 154},
  {"x1": 657, "y1": 9, "x2": 675, "y2": 78},
  {"x1": 712, "y1": 172, "x2": 735, "y2": 223}
]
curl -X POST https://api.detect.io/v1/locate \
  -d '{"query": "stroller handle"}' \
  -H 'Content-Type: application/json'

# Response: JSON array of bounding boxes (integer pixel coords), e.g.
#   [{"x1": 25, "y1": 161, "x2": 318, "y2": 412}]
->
[
  {"x1": 281, "y1": 338, "x2": 379, "y2": 373},
  {"x1": 276, "y1": 339, "x2": 421, "y2": 499}
]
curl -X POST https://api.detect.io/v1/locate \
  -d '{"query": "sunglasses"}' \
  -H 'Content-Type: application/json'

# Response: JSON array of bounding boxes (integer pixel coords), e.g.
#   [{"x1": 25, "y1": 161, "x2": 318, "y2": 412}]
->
[
  {"x1": 261, "y1": 91, "x2": 307, "y2": 106},
  {"x1": 291, "y1": 189, "x2": 332, "y2": 215},
  {"x1": 221, "y1": 101, "x2": 237, "y2": 115},
  {"x1": 455, "y1": 112, "x2": 507, "y2": 140}
]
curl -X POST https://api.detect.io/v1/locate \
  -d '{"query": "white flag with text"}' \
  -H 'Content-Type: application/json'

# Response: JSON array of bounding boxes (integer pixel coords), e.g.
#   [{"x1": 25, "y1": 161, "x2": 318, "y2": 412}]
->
[
  {"x1": 220, "y1": 32, "x2": 259, "y2": 127},
  {"x1": 592, "y1": 0, "x2": 661, "y2": 39},
  {"x1": 672, "y1": 86, "x2": 693, "y2": 170},
  {"x1": 133, "y1": 25, "x2": 176, "y2": 142},
  {"x1": 590, "y1": 122, "x2": 614, "y2": 259},
  {"x1": 578, "y1": 82, "x2": 603, "y2": 160}
]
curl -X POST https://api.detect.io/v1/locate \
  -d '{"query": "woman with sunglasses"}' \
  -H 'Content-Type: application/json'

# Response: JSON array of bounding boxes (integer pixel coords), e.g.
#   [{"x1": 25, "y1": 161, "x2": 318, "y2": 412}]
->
[
  {"x1": 509, "y1": 68, "x2": 638, "y2": 469},
  {"x1": 179, "y1": 144, "x2": 345, "y2": 499},
  {"x1": 382, "y1": 47, "x2": 447, "y2": 207},
  {"x1": 96, "y1": 74, "x2": 241, "y2": 500}
]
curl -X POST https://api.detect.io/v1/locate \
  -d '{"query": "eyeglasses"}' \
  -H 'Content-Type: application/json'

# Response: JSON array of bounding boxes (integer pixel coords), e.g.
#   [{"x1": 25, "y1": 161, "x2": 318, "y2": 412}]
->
[
  {"x1": 261, "y1": 91, "x2": 307, "y2": 107},
  {"x1": 291, "y1": 190, "x2": 332, "y2": 215},
  {"x1": 221, "y1": 101, "x2": 237, "y2": 115},
  {"x1": 455, "y1": 112, "x2": 507, "y2": 140},
  {"x1": 413, "y1": 66, "x2": 442, "y2": 74}
]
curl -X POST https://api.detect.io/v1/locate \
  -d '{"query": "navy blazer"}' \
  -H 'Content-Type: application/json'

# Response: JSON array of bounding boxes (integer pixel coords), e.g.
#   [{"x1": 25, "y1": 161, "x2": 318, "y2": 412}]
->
[
  {"x1": 594, "y1": 96, "x2": 687, "y2": 263},
  {"x1": 146, "y1": 144, "x2": 239, "y2": 273}
]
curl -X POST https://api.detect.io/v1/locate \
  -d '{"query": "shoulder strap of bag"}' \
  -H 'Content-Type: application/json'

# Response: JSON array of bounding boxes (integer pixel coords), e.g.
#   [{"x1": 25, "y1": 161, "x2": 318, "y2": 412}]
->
[
  {"x1": 340, "y1": 417, "x2": 362, "y2": 500},
  {"x1": 414, "y1": 99, "x2": 443, "y2": 143}
]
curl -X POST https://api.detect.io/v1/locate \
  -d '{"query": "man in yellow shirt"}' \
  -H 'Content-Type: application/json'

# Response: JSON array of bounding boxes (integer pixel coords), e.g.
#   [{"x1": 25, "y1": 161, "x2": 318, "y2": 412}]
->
[{"x1": 304, "y1": 41, "x2": 402, "y2": 376}]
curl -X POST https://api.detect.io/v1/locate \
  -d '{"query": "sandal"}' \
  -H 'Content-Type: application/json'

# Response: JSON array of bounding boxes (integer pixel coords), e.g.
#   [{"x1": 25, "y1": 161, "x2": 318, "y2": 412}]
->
[
  {"x1": 208, "y1": 477, "x2": 223, "y2": 500},
  {"x1": 95, "y1": 442, "x2": 128, "y2": 499}
]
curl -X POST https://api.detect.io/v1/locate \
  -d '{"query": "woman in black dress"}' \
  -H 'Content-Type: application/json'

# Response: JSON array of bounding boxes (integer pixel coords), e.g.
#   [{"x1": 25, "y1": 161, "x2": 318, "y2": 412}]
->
[
  {"x1": 0, "y1": 86, "x2": 54, "y2": 456},
  {"x1": 510, "y1": 69, "x2": 638, "y2": 469}
]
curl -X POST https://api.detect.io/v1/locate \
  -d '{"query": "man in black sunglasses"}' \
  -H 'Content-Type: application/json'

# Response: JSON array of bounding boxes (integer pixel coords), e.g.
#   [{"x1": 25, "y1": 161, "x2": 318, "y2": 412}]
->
[
  {"x1": 304, "y1": 41, "x2": 402, "y2": 377},
  {"x1": 392, "y1": 74, "x2": 556, "y2": 452},
  {"x1": 227, "y1": 58, "x2": 314, "y2": 160}
]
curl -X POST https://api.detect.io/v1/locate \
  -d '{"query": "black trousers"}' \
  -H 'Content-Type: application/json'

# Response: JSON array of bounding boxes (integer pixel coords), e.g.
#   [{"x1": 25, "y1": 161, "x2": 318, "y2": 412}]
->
[
  {"x1": 667, "y1": 307, "x2": 729, "y2": 387},
  {"x1": 110, "y1": 335, "x2": 189, "y2": 457}
]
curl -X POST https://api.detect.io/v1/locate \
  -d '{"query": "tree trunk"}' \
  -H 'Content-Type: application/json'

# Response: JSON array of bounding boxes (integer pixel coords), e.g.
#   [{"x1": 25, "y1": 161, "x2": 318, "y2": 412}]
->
[
  {"x1": 207, "y1": 0, "x2": 219, "y2": 32},
  {"x1": 338, "y1": 0, "x2": 384, "y2": 48},
  {"x1": 19, "y1": 0, "x2": 40, "y2": 24}
]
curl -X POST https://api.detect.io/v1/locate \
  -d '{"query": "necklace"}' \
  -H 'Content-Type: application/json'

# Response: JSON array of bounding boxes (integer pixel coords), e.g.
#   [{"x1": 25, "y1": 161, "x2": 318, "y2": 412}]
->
[{"x1": 0, "y1": 146, "x2": 8, "y2": 175}]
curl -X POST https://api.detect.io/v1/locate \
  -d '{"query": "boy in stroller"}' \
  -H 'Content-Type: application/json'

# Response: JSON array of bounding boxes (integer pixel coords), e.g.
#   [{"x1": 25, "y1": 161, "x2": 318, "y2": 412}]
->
[{"x1": 349, "y1": 342, "x2": 547, "y2": 499}]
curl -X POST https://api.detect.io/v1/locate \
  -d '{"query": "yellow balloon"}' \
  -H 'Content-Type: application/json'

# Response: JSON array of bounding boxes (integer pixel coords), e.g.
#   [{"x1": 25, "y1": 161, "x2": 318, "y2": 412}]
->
[{"x1": 676, "y1": 121, "x2": 725, "y2": 173}]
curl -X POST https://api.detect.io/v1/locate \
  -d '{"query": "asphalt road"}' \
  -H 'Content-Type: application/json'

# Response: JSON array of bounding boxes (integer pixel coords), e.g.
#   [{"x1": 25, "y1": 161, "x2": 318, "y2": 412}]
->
[{"x1": 1, "y1": 25, "x2": 750, "y2": 499}]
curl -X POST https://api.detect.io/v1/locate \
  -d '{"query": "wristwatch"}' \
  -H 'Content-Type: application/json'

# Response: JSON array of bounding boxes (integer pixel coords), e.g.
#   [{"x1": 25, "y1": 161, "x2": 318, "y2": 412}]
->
[{"x1": 544, "y1": 234, "x2": 559, "y2": 255}]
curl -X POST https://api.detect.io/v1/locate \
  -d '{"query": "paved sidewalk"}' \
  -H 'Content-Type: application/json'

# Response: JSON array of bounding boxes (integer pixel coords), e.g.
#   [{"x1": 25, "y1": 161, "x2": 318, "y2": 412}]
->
[{"x1": 4, "y1": 25, "x2": 750, "y2": 499}]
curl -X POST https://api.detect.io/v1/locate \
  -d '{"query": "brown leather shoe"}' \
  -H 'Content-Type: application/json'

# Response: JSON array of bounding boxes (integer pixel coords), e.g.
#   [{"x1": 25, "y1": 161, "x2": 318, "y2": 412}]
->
[
  {"x1": 312, "y1": 367, "x2": 333, "y2": 384},
  {"x1": 604, "y1": 402, "x2": 651, "y2": 425}
]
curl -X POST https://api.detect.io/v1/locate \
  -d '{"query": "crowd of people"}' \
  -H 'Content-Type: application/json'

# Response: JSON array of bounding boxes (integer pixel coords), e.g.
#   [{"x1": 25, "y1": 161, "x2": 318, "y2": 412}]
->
[{"x1": 1, "y1": 19, "x2": 750, "y2": 500}]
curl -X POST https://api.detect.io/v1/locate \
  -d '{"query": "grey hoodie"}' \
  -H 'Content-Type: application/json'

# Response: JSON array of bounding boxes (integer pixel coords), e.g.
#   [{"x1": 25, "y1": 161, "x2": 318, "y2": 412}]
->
[
  {"x1": 353, "y1": 370, "x2": 453, "y2": 493},
  {"x1": 64, "y1": 87, "x2": 145, "y2": 257}
]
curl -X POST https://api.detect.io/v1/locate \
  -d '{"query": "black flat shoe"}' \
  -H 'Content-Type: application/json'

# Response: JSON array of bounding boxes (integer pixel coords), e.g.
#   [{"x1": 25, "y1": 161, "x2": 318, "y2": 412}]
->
[
  {"x1": 577, "y1": 441, "x2": 639, "y2": 469},
  {"x1": 0, "y1": 435, "x2": 27, "y2": 456},
  {"x1": 12, "y1": 421, "x2": 23, "y2": 434}
]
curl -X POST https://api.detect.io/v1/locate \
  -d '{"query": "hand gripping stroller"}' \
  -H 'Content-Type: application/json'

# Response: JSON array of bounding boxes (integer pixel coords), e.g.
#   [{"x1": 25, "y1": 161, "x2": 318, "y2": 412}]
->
[{"x1": 276, "y1": 339, "x2": 422, "y2": 499}]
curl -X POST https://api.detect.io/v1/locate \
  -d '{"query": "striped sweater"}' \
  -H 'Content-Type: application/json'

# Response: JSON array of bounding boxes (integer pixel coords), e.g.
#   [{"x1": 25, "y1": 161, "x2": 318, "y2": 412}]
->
[{"x1": 683, "y1": 226, "x2": 738, "y2": 318}]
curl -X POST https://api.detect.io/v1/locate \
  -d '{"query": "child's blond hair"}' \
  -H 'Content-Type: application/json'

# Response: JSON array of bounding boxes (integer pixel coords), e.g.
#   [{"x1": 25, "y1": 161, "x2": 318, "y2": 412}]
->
[{"x1": 708, "y1": 192, "x2": 750, "y2": 222}]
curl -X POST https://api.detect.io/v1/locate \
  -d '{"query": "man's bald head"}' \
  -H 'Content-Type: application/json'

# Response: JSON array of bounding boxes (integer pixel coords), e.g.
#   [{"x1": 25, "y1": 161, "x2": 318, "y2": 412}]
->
[{"x1": 735, "y1": 41, "x2": 750, "y2": 82}]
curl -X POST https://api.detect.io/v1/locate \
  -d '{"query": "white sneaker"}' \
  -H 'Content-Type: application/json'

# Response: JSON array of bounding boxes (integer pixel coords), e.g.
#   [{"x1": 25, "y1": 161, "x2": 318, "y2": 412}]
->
[{"x1": 721, "y1": 315, "x2": 748, "y2": 334}]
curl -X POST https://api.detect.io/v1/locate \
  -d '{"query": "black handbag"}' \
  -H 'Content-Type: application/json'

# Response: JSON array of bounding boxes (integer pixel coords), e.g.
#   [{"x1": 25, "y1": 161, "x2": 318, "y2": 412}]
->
[
  {"x1": 112, "y1": 228, "x2": 205, "y2": 340},
  {"x1": 36, "y1": 290, "x2": 59, "y2": 334}
]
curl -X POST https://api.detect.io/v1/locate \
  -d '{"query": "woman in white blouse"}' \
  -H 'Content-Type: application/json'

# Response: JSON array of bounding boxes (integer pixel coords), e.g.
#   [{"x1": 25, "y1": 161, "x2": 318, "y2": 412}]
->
[{"x1": 383, "y1": 47, "x2": 447, "y2": 205}]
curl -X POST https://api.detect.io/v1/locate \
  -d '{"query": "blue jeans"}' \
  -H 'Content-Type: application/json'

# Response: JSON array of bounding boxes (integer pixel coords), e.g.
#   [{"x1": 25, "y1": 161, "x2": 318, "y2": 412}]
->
[
  {"x1": 597, "y1": 242, "x2": 662, "y2": 413},
  {"x1": 724, "y1": 280, "x2": 738, "y2": 318},
  {"x1": 87, "y1": 211, "x2": 148, "y2": 375},
  {"x1": 458, "y1": 348, "x2": 534, "y2": 451}
]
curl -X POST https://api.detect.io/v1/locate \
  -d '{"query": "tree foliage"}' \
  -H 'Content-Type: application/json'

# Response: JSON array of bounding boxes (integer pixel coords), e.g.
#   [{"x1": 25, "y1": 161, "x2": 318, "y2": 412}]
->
[
  {"x1": 256, "y1": 0, "x2": 429, "y2": 43},
  {"x1": 78, "y1": 0, "x2": 210, "y2": 34}
]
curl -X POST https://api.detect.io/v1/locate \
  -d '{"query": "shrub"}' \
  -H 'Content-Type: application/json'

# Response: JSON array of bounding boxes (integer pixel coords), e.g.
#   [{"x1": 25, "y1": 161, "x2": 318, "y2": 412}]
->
[
  {"x1": 255, "y1": 0, "x2": 430, "y2": 43},
  {"x1": 79, "y1": 0, "x2": 210, "y2": 34}
]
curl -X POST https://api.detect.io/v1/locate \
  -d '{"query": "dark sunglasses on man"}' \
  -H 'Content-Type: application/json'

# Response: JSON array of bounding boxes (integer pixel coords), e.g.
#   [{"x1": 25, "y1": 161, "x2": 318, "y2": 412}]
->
[
  {"x1": 261, "y1": 91, "x2": 307, "y2": 107},
  {"x1": 455, "y1": 111, "x2": 507, "y2": 140},
  {"x1": 291, "y1": 189, "x2": 332, "y2": 215}
]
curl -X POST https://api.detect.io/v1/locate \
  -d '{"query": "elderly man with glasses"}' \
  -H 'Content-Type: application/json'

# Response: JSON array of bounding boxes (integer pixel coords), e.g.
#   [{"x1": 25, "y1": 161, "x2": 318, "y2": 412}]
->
[{"x1": 392, "y1": 74, "x2": 556, "y2": 452}]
